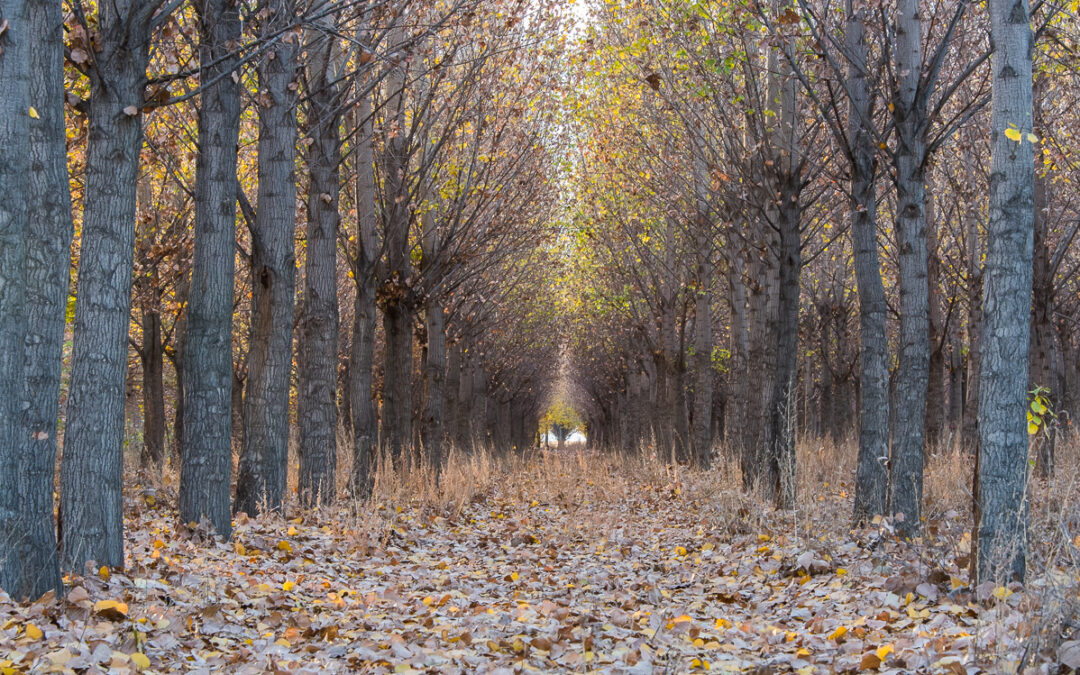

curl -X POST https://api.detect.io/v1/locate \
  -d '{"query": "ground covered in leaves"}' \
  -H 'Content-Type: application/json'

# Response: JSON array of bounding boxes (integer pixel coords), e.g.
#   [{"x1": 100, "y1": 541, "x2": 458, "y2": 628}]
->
[{"x1": 1, "y1": 450, "x2": 1078, "y2": 674}]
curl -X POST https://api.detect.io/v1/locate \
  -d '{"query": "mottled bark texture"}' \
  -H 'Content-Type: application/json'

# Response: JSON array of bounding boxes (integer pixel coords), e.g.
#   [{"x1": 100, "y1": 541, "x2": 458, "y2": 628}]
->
[
  {"x1": 0, "y1": 0, "x2": 33, "y2": 597},
  {"x1": 298, "y1": 12, "x2": 341, "y2": 507},
  {"x1": 9, "y1": 0, "x2": 73, "y2": 599},
  {"x1": 887, "y1": 0, "x2": 930, "y2": 537},
  {"x1": 380, "y1": 46, "x2": 415, "y2": 464},
  {"x1": 60, "y1": 0, "x2": 160, "y2": 572},
  {"x1": 847, "y1": 2, "x2": 889, "y2": 525},
  {"x1": 235, "y1": 0, "x2": 300, "y2": 516},
  {"x1": 181, "y1": 0, "x2": 242, "y2": 537},
  {"x1": 349, "y1": 93, "x2": 380, "y2": 496},
  {"x1": 975, "y1": 0, "x2": 1034, "y2": 585}
]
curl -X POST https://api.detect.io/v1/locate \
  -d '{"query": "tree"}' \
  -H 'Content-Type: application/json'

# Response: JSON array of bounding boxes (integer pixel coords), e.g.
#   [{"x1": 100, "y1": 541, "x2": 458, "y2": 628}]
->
[
  {"x1": 974, "y1": 0, "x2": 1035, "y2": 584},
  {"x1": 298, "y1": 3, "x2": 342, "y2": 507},
  {"x1": 13, "y1": 0, "x2": 76, "y2": 598},
  {"x1": 0, "y1": 0, "x2": 34, "y2": 598},
  {"x1": 180, "y1": 0, "x2": 243, "y2": 537},
  {"x1": 235, "y1": 0, "x2": 300, "y2": 517},
  {"x1": 61, "y1": 0, "x2": 174, "y2": 573}
]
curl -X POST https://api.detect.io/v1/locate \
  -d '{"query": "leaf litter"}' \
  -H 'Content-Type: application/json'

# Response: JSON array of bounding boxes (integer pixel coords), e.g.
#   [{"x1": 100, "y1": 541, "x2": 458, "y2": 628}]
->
[{"x1": 1, "y1": 452, "x2": 1076, "y2": 674}]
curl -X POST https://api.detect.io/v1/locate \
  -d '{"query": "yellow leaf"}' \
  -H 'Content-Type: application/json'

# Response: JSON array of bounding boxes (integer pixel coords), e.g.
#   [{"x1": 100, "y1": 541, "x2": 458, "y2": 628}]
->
[
  {"x1": 714, "y1": 618, "x2": 731, "y2": 629},
  {"x1": 1028, "y1": 421, "x2": 1039, "y2": 435},
  {"x1": 282, "y1": 581, "x2": 295, "y2": 592},
  {"x1": 130, "y1": 652, "x2": 150, "y2": 670},
  {"x1": 674, "y1": 546, "x2": 687, "y2": 556},
  {"x1": 828, "y1": 625, "x2": 848, "y2": 641},
  {"x1": 1026, "y1": 133, "x2": 1039, "y2": 143},
  {"x1": 876, "y1": 643, "x2": 894, "y2": 660},
  {"x1": 98, "y1": 566, "x2": 110, "y2": 579},
  {"x1": 277, "y1": 540, "x2": 292, "y2": 552},
  {"x1": 25, "y1": 623, "x2": 43, "y2": 640},
  {"x1": 274, "y1": 638, "x2": 291, "y2": 647},
  {"x1": 836, "y1": 568, "x2": 847, "y2": 576},
  {"x1": 287, "y1": 526, "x2": 298, "y2": 536},
  {"x1": 992, "y1": 586, "x2": 1013, "y2": 600},
  {"x1": 28, "y1": 107, "x2": 40, "y2": 119},
  {"x1": 509, "y1": 572, "x2": 519, "y2": 581},
  {"x1": 1004, "y1": 127, "x2": 1022, "y2": 142},
  {"x1": 93, "y1": 600, "x2": 129, "y2": 619}
]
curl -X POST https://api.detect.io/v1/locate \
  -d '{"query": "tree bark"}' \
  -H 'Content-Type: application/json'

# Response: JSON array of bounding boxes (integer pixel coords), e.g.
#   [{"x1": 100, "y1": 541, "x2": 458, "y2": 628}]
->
[
  {"x1": 6, "y1": 0, "x2": 72, "y2": 599},
  {"x1": 349, "y1": 92, "x2": 379, "y2": 495},
  {"x1": 765, "y1": 15, "x2": 800, "y2": 508},
  {"x1": 847, "y1": 1, "x2": 889, "y2": 524},
  {"x1": 380, "y1": 44, "x2": 415, "y2": 464},
  {"x1": 61, "y1": 1, "x2": 160, "y2": 571},
  {"x1": 298, "y1": 17, "x2": 341, "y2": 508},
  {"x1": 887, "y1": 0, "x2": 930, "y2": 537},
  {"x1": 1029, "y1": 75, "x2": 1056, "y2": 477},
  {"x1": 140, "y1": 307, "x2": 166, "y2": 468},
  {"x1": 181, "y1": 0, "x2": 242, "y2": 537},
  {"x1": 0, "y1": 0, "x2": 34, "y2": 597},
  {"x1": 235, "y1": 0, "x2": 300, "y2": 516},
  {"x1": 974, "y1": 0, "x2": 1034, "y2": 584},
  {"x1": 422, "y1": 300, "x2": 447, "y2": 468}
]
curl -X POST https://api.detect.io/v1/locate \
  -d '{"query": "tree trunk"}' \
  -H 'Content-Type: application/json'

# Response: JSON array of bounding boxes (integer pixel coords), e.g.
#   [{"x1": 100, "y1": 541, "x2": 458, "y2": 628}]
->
[
  {"x1": 768, "y1": 180, "x2": 800, "y2": 508},
  {"x1": 887, "y1": 0, "x2": 930, "y2": 537},
  {"x1": 1029, "y1": 76, "x2": 1056, "y2": 478},
  {"x1": 3, "y1": 0, "x2": 72, "y2": 600},
  {"x1": 726, "y1": 252, "x2": 750, "y2": 463},
  {"x1": 963, "y1": 215, "x2": 983, "y2": 447},
  {"x1": 380, "y1": 40, "x2": 415, "y2": 465},
  {"x1": 235, "y1": 0, "x2": 299, "y2": 517},
  {"x1": 140, "y1": 307, "x2": 166, "y2": 468},
  {"x1": 349, "y1": 91, "x2": 379, "y2": 495},
  {"x1": 422, "y1": 300, "x2": 447, "y2": 468},
  {"x1": 61, "y1": 1, "x2": 158, "y2": 571},
  {"x1": 926, "y1": 199, "x2": 947, "y2": 448},
  {"x1": 349, "y1": 279, "x2": 377, "y2": 494},
  {"x1": 692, "y1": 262, "x2": 713, "y2": 468},
  {"x1": 847, "y1": 2, "x2": 889, "y2": 524},
  {"x1": 0, "y1": 0, "x2": 33, "y2": 597},
  {"x1": 180, "y1": 0, "x2": 242, "y2": 537},
  {"x1": 298, "y1": 20, "x2": 341, "y2": 508},
  {"x1": 975, "y1": 0, "x2": 1034, "y2": 584},
  {"x1": 765, "y1": 16, "x2": 800, "y2": 508}
]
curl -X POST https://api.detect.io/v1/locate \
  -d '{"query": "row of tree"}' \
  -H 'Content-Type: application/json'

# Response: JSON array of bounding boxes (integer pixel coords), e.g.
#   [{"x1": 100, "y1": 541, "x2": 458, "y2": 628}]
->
[
  {"x1": 0, "y1": 0, "x2": 566, "y2": 601},
  {"x1": 563, "y1": 0, "x2": 1064, "y2": 584}
]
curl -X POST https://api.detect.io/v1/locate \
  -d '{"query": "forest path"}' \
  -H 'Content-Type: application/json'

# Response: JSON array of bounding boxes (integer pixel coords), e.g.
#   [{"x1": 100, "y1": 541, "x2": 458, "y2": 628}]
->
[{"x1": 0, "y1": 454, "x2": 1032, "y2": 673}]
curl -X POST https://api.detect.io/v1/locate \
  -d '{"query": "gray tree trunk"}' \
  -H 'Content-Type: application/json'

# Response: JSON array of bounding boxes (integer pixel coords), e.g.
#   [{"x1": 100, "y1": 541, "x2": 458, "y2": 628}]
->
[
  {"x1": 765, "y1": 17, "x2": 800, "y2": 508},
  {"x1": 61, "y1": 0, "x2": 160, "y2": 571},
  {"x1": 887, "y1": 0, "x2": 930, "y2": 537},
  {"x1": 725, "y1": 252, "x2": 750, "y2": 464},
  {"x1": 1029, "y1": 76, "x2": 1056, "y2": 477},
  {"x1": 381, "y1": 47, "x2": 414, "y2": 464},
  {"x1": 975, "y1": 0, "x2": 1034, "y2": 585},
  {"x1": 181, "y1": 0, "x2": 242, "y2": 537},
  {"x1": 6, "y1": 0, "x2": 73, "y2": 599},
  {"x1": 847, "y1": 1, "x2": 889, "y2": 524},
  {"x1": 963, "y1": 213, "x2": 984, "y2": 446},
  {"x1": 422, "y1": 300, "x2": 447, "y2": 468},
  {"x1": 298, "y1": 18, "x2": 341, "y2": 508},
  {"x1": 0, "y1": 0, "x2": 33, "y2": 598},
  {"x1": 691, "y1": 158, "x2": 713, "y2": 467},
  {"x1": 926, "y1": 200, "x2": 947, "y2": 448},
  {"x1": 140, "y1": 307, "x2": 166, "y2": 467},
  {"x1": 349, "y1": 93, "x2": 380, "y2": 495},
  {"x1": 235, "y1": 0, "x2": 299, "y2": 516}
]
